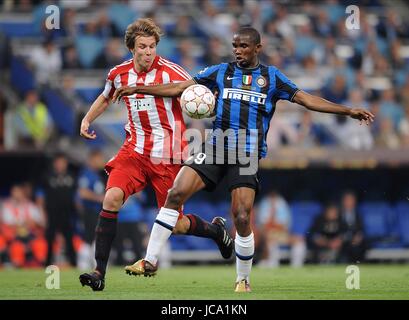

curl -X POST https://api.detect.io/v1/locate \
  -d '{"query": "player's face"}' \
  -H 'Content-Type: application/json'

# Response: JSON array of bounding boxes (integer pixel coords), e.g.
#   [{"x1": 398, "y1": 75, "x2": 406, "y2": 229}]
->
[
  {"x1": 232, "y1": 34, "x2": 261, "y2": 68},
  {"x1": 132, "y1": 36, "x2": 157, "y2": 72}
]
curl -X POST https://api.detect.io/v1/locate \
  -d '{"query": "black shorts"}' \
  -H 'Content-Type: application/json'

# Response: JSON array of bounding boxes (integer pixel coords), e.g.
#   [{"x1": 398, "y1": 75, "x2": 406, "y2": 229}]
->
[{"x1": 183, "y1": 143, "x2": 260, "y2": 194}]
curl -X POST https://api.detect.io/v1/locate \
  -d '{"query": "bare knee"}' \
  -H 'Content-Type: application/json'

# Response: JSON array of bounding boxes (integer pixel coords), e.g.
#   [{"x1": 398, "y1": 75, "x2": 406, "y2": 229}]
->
[
  {"x1": 232, "y1": 206, "x2": 252, "y2": 235},
  {"x1": 103, "y1": 188, "x2": 124, "y2": 211},
  {"x1": 165, "y1": 186, "x2": 186, "y2": 210}
]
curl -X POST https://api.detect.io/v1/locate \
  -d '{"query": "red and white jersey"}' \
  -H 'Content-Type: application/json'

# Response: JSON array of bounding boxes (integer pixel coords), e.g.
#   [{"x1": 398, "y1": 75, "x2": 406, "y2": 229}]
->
[
  {"x1": 1, "y1": 200, "x2": 44, "y2": 227},
  {"x1": 102, "y1": 55, "x2": 191, "y2": 159}
]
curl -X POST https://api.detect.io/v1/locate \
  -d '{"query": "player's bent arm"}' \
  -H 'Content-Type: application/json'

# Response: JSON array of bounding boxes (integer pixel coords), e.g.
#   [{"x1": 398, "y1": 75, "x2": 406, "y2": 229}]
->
[
  {"x1": 83, "y1": 94, "x2": 110, "y2": 123},
  {"x1": 113, "y1": 79, "x2": 195, "y2": 102},
  {"x1": 80, "y1": 94, "x2": 110, "y2": 139}
]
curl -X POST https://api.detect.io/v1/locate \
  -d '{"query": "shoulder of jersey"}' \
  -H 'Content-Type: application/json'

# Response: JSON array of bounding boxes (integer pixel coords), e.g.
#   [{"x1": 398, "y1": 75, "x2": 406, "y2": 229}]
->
[
  {"x1": 157, "y1": 56, "x2": 191, "y2": 80},
  {"x1": 106, "y1": 59, "x2": 134, "y2": 81}
]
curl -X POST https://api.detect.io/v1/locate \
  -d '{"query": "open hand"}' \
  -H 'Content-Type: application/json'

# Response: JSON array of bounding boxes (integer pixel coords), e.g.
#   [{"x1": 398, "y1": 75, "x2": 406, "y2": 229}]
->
[
  {"x1": 80, "y1": 119, "x2": 97, "y2": 140},
  {"x1": 349, "y1": 108, "x2": 375, "y2": 125}
]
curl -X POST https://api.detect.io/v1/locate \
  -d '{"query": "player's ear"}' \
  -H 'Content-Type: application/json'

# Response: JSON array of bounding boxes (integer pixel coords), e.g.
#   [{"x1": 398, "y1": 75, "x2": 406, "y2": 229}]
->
[{"x1": 255, "y1": 43, "x2": 262, "y2": 54}]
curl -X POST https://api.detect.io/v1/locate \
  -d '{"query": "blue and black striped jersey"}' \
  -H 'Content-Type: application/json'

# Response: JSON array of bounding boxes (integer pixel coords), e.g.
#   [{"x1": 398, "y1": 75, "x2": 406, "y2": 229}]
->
[{"x1": 193, "y1": 62, "x2": 299, "y2": 158}]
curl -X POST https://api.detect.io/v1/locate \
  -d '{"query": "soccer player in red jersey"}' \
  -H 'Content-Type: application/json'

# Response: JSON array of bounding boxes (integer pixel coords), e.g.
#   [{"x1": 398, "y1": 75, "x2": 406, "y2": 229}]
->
[{"x1": 78, "y1": 19, "x2": 233, "y2": 291}]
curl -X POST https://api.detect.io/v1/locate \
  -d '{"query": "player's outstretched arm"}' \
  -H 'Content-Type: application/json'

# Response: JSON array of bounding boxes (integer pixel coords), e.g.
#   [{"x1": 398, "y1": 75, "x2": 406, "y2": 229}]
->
[
  {"x1": 80, "y1": 94, "x2": 110, "y2": 139},
  {"x1": 112, "y1": 79, "x2": 195, "y2": 103},
  {"x1": 293, "y1": 90, "x2": 375, "y2": 125}
]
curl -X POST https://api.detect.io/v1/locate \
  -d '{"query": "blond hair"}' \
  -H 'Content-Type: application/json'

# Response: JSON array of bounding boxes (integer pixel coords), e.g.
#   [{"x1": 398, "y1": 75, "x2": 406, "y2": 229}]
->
[{"x1": 124, "y1": 18, "x2": 163, "y2": 50}]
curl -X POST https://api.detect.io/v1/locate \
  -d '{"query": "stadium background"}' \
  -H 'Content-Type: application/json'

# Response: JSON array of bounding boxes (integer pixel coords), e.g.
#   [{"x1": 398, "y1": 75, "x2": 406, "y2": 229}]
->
[{"x1": 0, "y1": 0, "x2": 409, "y2": 272}]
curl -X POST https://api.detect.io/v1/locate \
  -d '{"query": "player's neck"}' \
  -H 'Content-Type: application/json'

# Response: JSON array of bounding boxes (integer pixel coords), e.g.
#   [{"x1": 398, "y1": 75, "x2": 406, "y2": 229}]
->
[{"x1": 133, "y1": 58, "x2": 155, "y2": 73}]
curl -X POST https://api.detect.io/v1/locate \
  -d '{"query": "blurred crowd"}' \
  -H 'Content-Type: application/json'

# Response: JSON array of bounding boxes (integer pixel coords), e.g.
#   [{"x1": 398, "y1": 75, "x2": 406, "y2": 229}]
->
[
  {"x1": 0, "y1": 151, "x2": 149, "y2": 269},
  {"x1": 253, "y1": 190, "x2": 367, "y2": 267},
  {"x1": 0, "y1": 152, "x2": 371, "y2": 269},
  {"x1": 0, "y1": 0, "x2": 409, "y2": 151}
]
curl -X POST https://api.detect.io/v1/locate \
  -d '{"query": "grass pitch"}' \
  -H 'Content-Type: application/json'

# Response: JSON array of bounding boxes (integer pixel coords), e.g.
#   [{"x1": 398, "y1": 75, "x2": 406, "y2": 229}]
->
[{"x1": 0, "y1": 264, "x2": 408, "y2": 300}]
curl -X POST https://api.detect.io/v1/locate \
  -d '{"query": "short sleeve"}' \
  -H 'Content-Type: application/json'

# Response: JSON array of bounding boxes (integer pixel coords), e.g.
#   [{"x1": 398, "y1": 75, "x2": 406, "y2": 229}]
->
[
  {"x1": 193, "y1": 64, "x2": 220, "y2": 88},
  {"x1": 273, "y1": 68, "x2": 299, "y2": 102},
  {"x1": 102, "y1": 69, "x2": 117, "y2": 99}
]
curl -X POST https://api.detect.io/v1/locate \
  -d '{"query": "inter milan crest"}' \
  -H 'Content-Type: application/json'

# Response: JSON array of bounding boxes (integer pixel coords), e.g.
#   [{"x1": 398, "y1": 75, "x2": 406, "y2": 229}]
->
[
  {"x1": 242, "y1": 75, "x2": 252, "y2": 85},
  {"x1": 256, "y1": 76, "x2": 266, "y2": 88}
]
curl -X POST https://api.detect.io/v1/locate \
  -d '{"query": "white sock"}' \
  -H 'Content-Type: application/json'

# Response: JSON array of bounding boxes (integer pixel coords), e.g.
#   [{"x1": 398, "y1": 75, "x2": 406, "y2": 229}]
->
[
  {"x1": 235, "y1": 232, "x2": 254, "y2": 282},
  {"x1": 145, "y1": 207, "x2": 179, "y2": 265}
]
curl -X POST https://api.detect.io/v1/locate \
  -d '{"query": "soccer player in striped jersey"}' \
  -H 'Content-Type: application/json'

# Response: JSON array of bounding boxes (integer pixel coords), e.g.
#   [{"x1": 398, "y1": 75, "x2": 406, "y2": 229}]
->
[
  {"x1": 114, "y1": 27, "x2": 374, "y2": 293},
  {"x1": 78, "y1": 18, "x2": 233, "y2": 292}
]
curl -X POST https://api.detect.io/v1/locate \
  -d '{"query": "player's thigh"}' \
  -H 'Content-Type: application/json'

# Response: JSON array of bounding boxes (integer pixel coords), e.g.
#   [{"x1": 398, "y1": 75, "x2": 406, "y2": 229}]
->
[
  {"x1": 226, "y1": 161, "x2": 260, "y2": 195},
  {"x1": 149, "y1": 163, "x2": 182, "y2": 209},
  {"x1": 151, "y1": 164, "x2": 205, "y2": 209},
  {"x1": 183, "y1": 160, "x2": 224, "y2": 192},
  {"x1": 171, "y1": 165, "x2": 207, "y2": 200},
  {"x1": 227, "y1": 163, "x2": 258, "y2": 215},
  {"x1": 106, "y1": 168, "x2": 146, "y2": 207}
]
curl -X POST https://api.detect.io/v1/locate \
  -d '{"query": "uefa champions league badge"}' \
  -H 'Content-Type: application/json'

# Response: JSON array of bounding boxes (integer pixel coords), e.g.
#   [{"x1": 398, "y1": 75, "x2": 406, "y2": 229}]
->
[{"x1": 256, "y1": 76, "x2": 266, "y2": 88}]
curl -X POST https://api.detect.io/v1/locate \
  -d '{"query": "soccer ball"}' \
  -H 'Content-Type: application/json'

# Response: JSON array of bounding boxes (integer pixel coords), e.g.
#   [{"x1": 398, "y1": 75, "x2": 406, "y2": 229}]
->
[{"x1": 180, "y1": 84, "x2": 215, "y2": 119}]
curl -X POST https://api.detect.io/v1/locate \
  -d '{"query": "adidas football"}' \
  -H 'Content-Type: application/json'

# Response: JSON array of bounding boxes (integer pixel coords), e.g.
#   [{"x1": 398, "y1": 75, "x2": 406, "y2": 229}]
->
[{"x1": 180, "y1": 84, "x2": 215, "y2": 119}]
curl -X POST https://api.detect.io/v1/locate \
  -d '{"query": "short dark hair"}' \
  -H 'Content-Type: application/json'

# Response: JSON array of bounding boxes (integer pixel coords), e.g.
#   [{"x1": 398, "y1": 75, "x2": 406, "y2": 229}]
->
[{"x1": 237, "y1": 27, "x2": 261, "y2": 45}]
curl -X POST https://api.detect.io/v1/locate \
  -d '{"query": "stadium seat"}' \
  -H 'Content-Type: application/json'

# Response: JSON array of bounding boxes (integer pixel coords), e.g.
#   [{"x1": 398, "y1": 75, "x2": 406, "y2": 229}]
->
[
  {"x1": 214, "y1": 201, "x2": 233, "y2": 231},
  {"x1": 216, "y1": 201, "x2": 231, "y2": 219},
  {"x1": 290, "y1": 201, "x2": 322, "y2": 236},
  {"x1": 185, "y1": 235, "x2": 215, "y2": 250},
  {"x1": 0, "y1": 22, "x2": 39, "y2": 37},
  {"x1": 76, "y1": 88, "x2": 102, "y2": 104},
  {"x1": 184, "y1": 201, "x2": 216, "y2": 222},
  {"x1": 42, "y1": 88, "x2": 76, "y2": 136},
  {"x1": 359, "y1": 202, "x2": 389, "y2": 238},
  {"x1": 395, "y1": 202, "x2": 409, "y2": 247},
  {"x1": 358, "y1": 202, "x2": 402, "y2": 248},
  {"x1": 170, "y1": 236, "x2": 190, "y2": 251},
  {"x1": 142, "y1": 207, "x2": 157, "y2": 226},
  {"x1": 10, "y1": 57, "x2": 35, "y2": 94}
]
